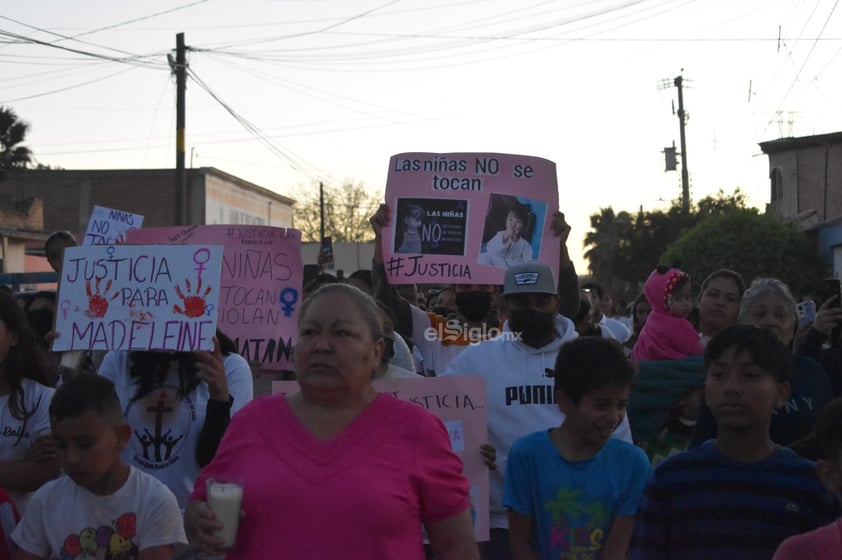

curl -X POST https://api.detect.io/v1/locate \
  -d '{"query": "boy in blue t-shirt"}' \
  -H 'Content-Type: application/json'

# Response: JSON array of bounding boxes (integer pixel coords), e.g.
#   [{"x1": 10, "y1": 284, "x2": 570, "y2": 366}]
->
[
  {"x1": 503, "y1": 337, "x2": 650, "y2": 560},
  {"x1": 630, "y1": 324, "x2": 838, "y2": 560}
]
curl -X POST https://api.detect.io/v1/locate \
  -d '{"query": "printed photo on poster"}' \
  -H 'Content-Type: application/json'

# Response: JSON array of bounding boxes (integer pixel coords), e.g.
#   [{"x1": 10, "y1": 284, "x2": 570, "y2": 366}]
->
[
  {"x1": 393, "y1": 197, "x2": 468, "y2": 256},
  {"x1": 478, "y1": 194, "x2": 547, "y2": 268}
]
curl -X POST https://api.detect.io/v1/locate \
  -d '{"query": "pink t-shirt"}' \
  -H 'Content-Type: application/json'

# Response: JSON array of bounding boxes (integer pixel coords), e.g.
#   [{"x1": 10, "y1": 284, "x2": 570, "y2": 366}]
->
[
  {"x1": 773, "y1": 517, "x2": 842, "y2": 560},
  {"x1": 191, "y1": 393, "x2": 470, "y2": 559}
]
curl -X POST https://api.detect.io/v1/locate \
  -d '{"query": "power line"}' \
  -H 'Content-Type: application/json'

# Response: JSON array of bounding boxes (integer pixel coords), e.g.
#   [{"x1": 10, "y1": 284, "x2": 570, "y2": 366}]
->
[
  {"x1": 0, "y1": 15, "x2": 163, "y2": 59},
  {"x1": 68, "y1": 0, "x2": 211, "y2": 40},
  {"x1": 0, "y1": 28, "x2": 166, "y2": 67},
  {"x1": 0, "y1": 64, "x2": 141, "y2": 103},
  {"x1": 186, "y1": 66, "x2": 340, "y2": 186},
  {"x1": 763, "y1": 0, "x2": 840, "y2": 133}
]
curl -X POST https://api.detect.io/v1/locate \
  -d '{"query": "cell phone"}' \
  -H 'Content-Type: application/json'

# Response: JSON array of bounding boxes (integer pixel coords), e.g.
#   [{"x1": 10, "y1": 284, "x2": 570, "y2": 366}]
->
[{"x1": 797, "y1": 300, "x2": 817, "y2": 328}]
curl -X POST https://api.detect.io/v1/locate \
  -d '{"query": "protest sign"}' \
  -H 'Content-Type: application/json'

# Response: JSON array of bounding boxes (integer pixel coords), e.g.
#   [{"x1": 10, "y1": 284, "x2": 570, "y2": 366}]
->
[
  {"x1": 383, "y1": 152, "x2": 560, "y2": 285},
  {"x1": 53, "y1": 244, "x2": 223, "y2": 352},
  {"x1": 272, "y1": 375, "x2": 490, "y2": 541},
  {"x1": 128, "y1": 225, "x2": 302, "y2": 370},
  {"x1": 84, "y1": 205, "x2": 144, "y2": 245}
]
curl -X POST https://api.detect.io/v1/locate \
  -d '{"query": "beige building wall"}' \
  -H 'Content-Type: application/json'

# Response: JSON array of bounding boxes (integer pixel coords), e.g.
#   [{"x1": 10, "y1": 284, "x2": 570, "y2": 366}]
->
[{"x1": 205, "y1": 174, "x2": 293, "y2": 227}]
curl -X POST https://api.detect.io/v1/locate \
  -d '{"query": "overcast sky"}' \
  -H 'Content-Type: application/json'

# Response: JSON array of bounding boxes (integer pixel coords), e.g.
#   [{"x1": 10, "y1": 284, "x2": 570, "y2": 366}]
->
[{"x1": 3, "y1": 0, "x2": 841, "y2": 272}]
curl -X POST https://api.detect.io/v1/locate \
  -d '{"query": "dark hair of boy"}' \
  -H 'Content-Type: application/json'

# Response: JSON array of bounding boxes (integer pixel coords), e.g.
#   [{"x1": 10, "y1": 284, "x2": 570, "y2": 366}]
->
[
  {"x1": 553, "y1": 337, "x2": 636, "y2": 403},
  {"x1": 580, "y1": 282, "x2": 604, "y2": 300},
  {"x1": 44, "y1": 230, "x2": 77, "y2": 250},
  {"x1": 704, "y1": 323, "x2": 792, "y2": 383},
  {"x1": 347, "y1": 269, "x2": 373, "y2": 292},
  {"x1": 49, "y1": 373, "x2": 125, "y2": 429}
]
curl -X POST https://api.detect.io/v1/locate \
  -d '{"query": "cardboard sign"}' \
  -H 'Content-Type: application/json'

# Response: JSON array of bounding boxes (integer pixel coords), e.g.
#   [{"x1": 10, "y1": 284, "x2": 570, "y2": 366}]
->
[
  {"x1": 272, "y1": 376, "x2": 490, "y2": 542},
  {"x1": 128, "y1": 225, "x2": 302, "y2": 370},
  {"x1": 84, "y1": 205, "x2": 144, "y2": 245},
  {"x1": 53, "y1": 244, "x2": 223, "y2": 352},
  {"x1": 383, "y1": 153, "x2": 560, "y2": 285}
]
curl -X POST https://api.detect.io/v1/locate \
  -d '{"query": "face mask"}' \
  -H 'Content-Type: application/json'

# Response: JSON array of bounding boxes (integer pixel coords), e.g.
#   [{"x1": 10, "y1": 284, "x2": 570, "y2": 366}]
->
[
  {"x1": 455, "y1": 291, "x2": 493, "y2": 322},
  {"x1": 508, "y1": 310, "x2": 556, "y2": 347}
]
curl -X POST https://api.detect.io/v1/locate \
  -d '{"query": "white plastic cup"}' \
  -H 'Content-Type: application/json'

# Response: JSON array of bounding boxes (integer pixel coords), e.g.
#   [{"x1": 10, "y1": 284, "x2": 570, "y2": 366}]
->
[{"x1": 206, "y1": 479, "x2": 243, "y2": 549}]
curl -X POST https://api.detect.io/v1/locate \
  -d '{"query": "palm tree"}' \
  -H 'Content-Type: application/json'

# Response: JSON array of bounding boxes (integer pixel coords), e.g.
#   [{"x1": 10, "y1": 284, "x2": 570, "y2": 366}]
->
[
  {"x1": 545, "y1": 487, "x2": 585, "y2": 525},
  {"x1": 583, "y1": 207, "x2": 632, "y2": 285},
  {"x1": 0, "y1": 106, "x2": 32, "y2": 170}
]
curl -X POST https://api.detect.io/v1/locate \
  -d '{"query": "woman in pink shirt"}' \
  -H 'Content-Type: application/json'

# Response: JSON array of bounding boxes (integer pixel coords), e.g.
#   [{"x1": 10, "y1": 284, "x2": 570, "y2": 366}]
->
[{"x1": 184, "y1": 283, "x2": 477, "y2": 560}]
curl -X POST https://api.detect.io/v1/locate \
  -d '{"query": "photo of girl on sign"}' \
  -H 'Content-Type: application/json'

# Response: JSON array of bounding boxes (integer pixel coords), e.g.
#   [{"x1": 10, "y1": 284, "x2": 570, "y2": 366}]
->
[
  {"x1": 393, "y1": 198, "x2": 468, "y2": 256},
  {"x1": 396, "y1": 203, "x2": 424, "y2": 254},
  {"x1": 478, "y1": 194, "x2": 545, "y2": 268}
]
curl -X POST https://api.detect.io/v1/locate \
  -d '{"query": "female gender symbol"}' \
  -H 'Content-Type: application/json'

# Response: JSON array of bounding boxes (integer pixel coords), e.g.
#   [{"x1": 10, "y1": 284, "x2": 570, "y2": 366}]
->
[
  {"x1": 279, "y1": 288, "x2": 299, "y2": 317},
  {"x1": 193, "y1": 248, "x2": 211, "y2": 279},
  {"x1": 60, "y1": 299, "x2": 71, "y2": 319}
]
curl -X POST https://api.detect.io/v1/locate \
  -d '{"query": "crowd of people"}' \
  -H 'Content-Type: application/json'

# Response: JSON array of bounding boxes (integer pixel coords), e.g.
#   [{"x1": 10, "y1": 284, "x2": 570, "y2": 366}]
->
[{"x1": 0, "y1": 209, "x2": 840, "y2": 559}]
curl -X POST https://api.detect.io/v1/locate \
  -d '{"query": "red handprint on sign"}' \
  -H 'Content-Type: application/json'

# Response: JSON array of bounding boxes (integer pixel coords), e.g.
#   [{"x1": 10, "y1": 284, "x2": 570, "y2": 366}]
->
[
  {"x1": 173, "y1": 277, "x2": 212, "y2": 318},
  {"x1": 85, "y1": 278, "x2": 118, "y2": 318}
]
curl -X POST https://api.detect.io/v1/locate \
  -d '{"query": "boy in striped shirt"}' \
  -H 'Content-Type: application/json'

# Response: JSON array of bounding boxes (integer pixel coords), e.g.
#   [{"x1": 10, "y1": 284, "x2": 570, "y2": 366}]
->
[{"x1": 630, "y1": 324, "x2": 838, "y2": 560}]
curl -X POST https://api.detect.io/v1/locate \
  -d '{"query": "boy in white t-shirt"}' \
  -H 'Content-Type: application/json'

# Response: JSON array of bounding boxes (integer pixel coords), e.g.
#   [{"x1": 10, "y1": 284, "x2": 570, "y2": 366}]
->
[{"x1": 12, "y1": 374, "x2": 186, "y2": 560}]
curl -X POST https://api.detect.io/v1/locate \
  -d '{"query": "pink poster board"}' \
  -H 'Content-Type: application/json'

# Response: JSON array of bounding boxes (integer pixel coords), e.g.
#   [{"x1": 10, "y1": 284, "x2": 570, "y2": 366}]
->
[
  {"x1": 128, "y1": 225, "x2": 302, "y2": 370},
  {"x1": 383, "y1": 152, "x2": 560, "y2": 285},
  {"x1": 53, "y1": 244, "x2": 223, "y2": 352},
  {"x1": 271, "y1": 376, "x2": 490, "y2": 542}
]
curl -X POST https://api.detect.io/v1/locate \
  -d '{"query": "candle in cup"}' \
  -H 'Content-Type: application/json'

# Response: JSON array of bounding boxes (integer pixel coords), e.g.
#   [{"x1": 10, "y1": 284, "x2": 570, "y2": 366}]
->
[{"x1": 206, "y1": 480, "x2": 243, "y2": 549}]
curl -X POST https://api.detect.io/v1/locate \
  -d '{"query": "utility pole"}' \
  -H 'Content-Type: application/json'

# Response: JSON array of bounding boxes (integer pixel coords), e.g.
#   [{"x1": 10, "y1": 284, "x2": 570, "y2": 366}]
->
[
  {"x1": 319, "y1": 181, "x2": 325, "y2": 241},
  {"x1": 658, "y1": 72, "x2": 691, "y2": 211},
  {"x1": 174, "y1": 33, "x2": 187, "y2": 225},
  {"x1": 675, "y1": 74, "x2": 690, "y2": 212}
]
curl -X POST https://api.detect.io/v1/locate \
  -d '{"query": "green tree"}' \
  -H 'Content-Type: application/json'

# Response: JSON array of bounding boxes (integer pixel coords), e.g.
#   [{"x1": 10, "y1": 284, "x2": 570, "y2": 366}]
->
[
  {"x1": 292, "y1": 180, "x2": 381, "y2": 243},
  {"x1": 662, "y1": 210, "x2": 828, "y2": 297},
  {"x1": 584, "y1": 189, "x2": 751, "y2": 295},
  {"x1": 0, "y1": 106, "x2": 32, "y2": 171}
]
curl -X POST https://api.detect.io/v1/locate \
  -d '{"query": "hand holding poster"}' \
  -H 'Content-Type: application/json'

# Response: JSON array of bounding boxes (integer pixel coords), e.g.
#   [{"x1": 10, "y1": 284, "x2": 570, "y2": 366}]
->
[
  {"x1": 53, "y1": 244, "x2": 223, "y2": 352},
  {"x1": 84, "y1": 205, "x2": 144, "y2": 245},
  {"x1": 127, "y1": 225, "x2": 302, "y2": 370},
  {"x1": 271, "y1": 375, "x2": 490, "y2": 542},
  {"x1": 383, "y1": 153, "x2": 560, "y2": 285}
]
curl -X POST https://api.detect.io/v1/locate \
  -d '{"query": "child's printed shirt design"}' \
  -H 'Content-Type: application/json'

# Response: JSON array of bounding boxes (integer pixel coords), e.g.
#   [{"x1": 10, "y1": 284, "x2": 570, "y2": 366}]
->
[
  {"x1": 544, "y1": 487, "x2": 609, "y2": 560},
  {"x1": 61, "y1": 513, "x2": 137, "y2": 560}
]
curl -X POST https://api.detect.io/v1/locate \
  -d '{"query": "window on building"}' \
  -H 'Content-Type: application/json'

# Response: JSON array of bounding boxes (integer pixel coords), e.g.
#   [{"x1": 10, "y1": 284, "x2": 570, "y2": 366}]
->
[{"x1": 770, "y1": 168, "x2": 783, "y2": 201}]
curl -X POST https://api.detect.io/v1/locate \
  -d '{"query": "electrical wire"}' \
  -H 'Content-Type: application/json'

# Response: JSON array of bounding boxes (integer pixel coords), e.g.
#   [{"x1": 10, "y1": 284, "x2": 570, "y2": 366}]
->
[
  {"x1": 0, "y1": 64, "x2": 142, "y2": 103},
  {"x1": 763, "y1": 0, "x2": 840, "y2": 133},
  {"x1": 186, "y1": 66, "x2": 340, "y2": 186},
  {"x1": 0, "y1": 28, "x2": 167, "y2": 67}
]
